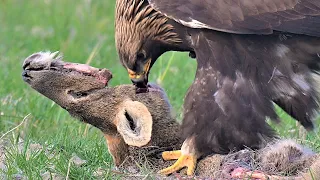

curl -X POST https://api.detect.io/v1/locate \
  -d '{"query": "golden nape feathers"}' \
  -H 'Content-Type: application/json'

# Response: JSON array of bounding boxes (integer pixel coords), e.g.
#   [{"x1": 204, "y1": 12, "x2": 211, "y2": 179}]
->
[{"x1": 115, "y1": 0, "x2": 181, "y2": 56}]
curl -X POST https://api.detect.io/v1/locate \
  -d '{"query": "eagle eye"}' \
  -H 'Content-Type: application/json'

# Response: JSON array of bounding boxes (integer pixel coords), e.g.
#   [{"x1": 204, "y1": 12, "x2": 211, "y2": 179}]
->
[{"x1": 136, "y1": 52, "x2": 146, "y2": 61}]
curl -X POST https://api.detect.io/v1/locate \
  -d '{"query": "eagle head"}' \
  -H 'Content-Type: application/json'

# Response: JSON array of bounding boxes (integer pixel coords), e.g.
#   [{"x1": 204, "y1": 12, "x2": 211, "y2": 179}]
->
[{"x1": 115, "y1": 0, "x2": 182, "y2": 89}]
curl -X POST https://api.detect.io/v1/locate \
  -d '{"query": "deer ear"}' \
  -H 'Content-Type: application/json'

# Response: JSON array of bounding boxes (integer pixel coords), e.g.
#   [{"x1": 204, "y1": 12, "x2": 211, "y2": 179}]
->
[{"x1": 116, "y1": 100, "x2": 152, "y2": 147}]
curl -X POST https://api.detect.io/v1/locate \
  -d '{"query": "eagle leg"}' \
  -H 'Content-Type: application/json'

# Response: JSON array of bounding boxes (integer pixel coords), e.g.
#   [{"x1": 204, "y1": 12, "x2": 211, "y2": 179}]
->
[{"x1": 158, "y1": 137, "x2": 199, "y2": 176}]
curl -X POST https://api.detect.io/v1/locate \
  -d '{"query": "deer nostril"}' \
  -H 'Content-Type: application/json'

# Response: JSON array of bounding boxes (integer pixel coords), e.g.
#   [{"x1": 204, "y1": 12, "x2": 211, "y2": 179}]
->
[
  {"x1": 22, "y1": 70, "x2": 33, "y2": 82},
  {"x1": 22, "y1": 71, "x2": 28, "y2": 77}
]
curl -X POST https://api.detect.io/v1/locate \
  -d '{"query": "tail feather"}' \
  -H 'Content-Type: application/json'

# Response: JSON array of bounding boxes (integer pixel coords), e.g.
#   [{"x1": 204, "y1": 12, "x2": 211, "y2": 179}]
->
[
  {"x1": 272, "y1": 38, "x2": 320, "y2": 130},
  {"x1": 273, "y1": 96, "x2": 317, "y2": 130},
  {"x1": 272, "y1": 73, "x2": 320, "y2": 131}
]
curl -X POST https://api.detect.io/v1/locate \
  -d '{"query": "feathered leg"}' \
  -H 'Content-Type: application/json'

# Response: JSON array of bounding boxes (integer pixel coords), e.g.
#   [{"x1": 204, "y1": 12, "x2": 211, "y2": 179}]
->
[{"x1": 159, "y1": 136, "x2": 200, "y2": 176}]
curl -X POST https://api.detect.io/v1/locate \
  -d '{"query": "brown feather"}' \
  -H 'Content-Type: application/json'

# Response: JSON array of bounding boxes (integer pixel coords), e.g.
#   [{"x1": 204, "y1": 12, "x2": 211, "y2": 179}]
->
[
  {"x1": 115, "y1": 0, "x2": 181, "y2": 65},
  {"x1": 148, "y1": 0, "x2": 320, "y2": 36}
]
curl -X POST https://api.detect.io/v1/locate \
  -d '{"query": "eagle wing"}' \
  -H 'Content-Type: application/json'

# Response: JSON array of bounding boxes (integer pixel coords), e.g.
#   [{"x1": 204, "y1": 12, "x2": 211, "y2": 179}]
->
[
  {"x1": 148, "y1": 0, "x2": 320, "y2": 37},
  {"x1": 180, "y1": 31, "x2": 317, "y2": 153},
  {"x1": 181, "y1": 31, "x2": 278, "y2": 153}
]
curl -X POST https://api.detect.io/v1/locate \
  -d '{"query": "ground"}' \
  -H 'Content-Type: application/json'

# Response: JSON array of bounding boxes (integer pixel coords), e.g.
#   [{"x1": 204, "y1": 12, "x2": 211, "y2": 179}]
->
[{"x1": 0, "y1": 0, "x2": 319, "y2": 179}]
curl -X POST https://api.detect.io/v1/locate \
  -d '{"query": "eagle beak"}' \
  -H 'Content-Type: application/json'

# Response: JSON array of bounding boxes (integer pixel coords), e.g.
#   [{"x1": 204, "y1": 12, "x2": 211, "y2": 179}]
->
[{"x1": 127, "y1": 59, "x2": 151, "y2": 88}]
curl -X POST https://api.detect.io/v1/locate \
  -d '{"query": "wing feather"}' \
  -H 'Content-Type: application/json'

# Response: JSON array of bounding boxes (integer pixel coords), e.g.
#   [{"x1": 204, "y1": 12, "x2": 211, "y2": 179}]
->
[
  {"x1": 182, "y1": 31, "x2": 318, "y2": 153},
  {"x1": 148, "y1": 0, "x2": 320, "y2": 36}
]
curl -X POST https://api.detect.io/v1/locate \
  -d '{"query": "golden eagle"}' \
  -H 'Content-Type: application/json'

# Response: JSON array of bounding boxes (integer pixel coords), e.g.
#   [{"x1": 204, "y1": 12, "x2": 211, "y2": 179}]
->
[{"x1": 115, "y1": 0, "x2": 320, "y2": 176}]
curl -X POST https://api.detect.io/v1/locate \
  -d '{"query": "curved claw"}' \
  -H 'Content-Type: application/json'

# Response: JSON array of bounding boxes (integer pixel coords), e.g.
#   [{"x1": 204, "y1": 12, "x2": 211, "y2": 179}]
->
[{"x1": 159, "y1": 150, "x2": 197, "y2": 176}]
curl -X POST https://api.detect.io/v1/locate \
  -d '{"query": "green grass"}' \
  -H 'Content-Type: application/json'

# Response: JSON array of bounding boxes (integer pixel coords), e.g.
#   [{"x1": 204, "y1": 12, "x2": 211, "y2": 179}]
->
[{"x1": 0, "y1": 0, "x2": 319, "y2": 179}]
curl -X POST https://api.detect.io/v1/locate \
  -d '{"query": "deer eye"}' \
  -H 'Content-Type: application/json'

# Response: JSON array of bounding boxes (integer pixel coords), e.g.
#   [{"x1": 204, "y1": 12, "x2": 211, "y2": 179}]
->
[
  {"x1": 68, "y1": 90, "x2": 89, "y2": 98},
  {"x1": 75, "y1": 92, "x2": 88, "y2": 98}
]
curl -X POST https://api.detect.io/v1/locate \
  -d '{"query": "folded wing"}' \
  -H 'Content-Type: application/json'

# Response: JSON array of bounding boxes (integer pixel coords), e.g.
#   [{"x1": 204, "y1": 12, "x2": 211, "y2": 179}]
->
[{"x1": 148, "y1": 0, "x2": 320, "y2": 36}]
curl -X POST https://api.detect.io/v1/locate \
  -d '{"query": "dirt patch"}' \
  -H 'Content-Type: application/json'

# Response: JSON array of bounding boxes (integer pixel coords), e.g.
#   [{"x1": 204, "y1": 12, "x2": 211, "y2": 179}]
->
[{"x1": 70, "y1": 153, "x2": 87, "y2": 167}]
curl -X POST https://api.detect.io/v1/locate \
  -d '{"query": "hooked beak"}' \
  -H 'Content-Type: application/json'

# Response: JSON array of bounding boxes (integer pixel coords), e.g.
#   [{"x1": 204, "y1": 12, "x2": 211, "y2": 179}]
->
[{"x1": 127, "y1": 59, "x2": 151, "y2": 89}]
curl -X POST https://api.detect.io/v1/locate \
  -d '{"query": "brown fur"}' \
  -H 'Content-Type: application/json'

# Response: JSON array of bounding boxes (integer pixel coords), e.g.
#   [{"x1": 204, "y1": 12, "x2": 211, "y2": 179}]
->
[
  {"x1": 104, "y1": 134, "x2": 129, "y2": 166},
  {"x1": 22, "y1": 52, "x2": 320, "y2": 179},
  {"x1": 22, "y1": 52, "x2": 182, "y2": 173},
  {"x1": 196, "y1": 140, "x2": 320, "y2": 179}
]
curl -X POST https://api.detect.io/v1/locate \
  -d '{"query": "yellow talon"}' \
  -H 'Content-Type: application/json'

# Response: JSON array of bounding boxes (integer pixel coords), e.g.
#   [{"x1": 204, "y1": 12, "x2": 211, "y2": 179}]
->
[
  {"x1": 162, "y1": 150, "x2": 181, "y2": 160},
  {"x1": 159, "y1": 150, "x2": 197, "y2": 176}
]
